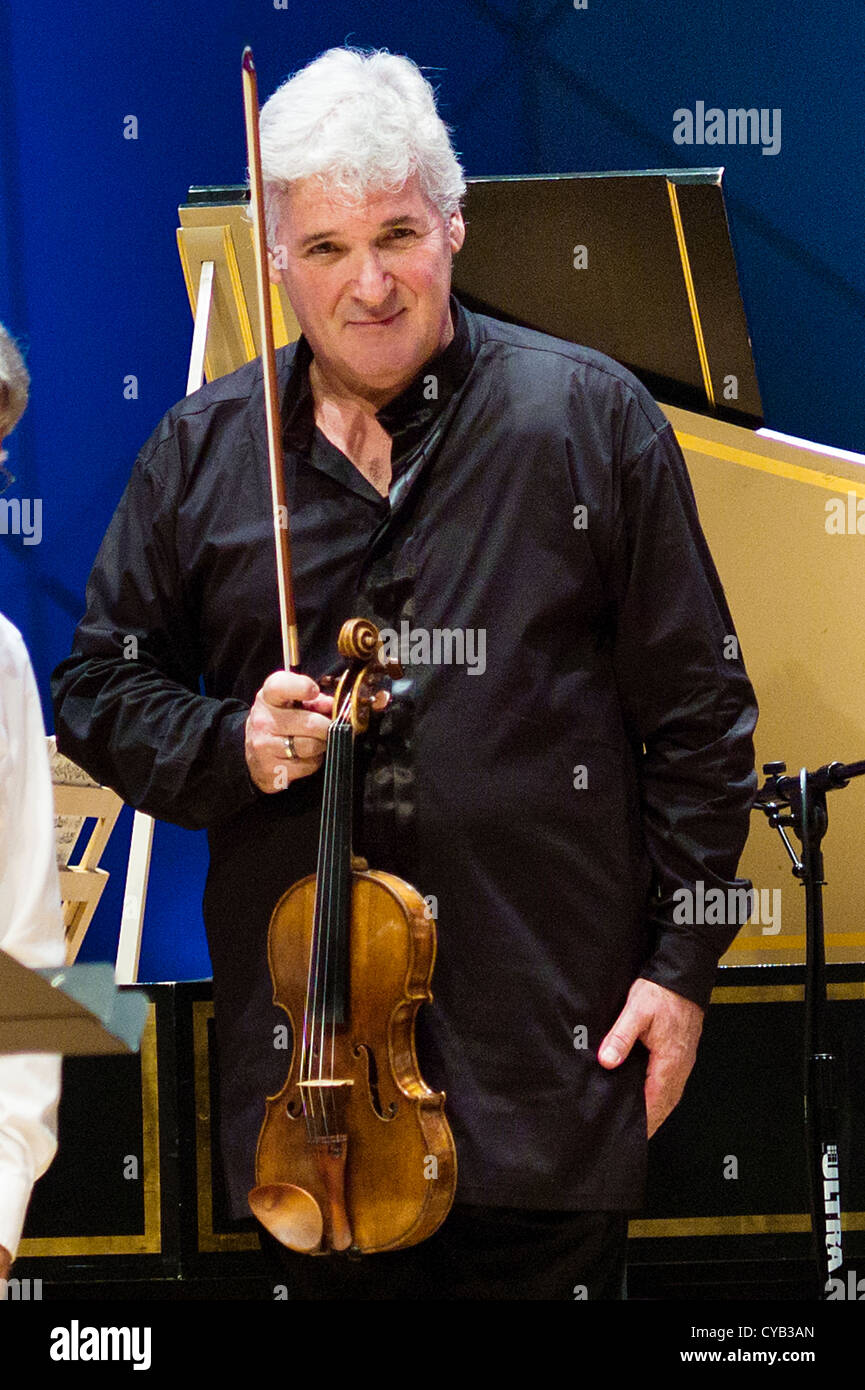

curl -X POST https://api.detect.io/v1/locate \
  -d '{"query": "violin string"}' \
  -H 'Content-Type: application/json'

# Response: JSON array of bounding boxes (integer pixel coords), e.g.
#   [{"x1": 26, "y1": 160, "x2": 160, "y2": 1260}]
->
[
  {"x1": 327, "y1": 689, "x2": 353, "y2": 1141},
  {"x1": 319, "y1": 721, "x2": 338, "y2": 1145},
  {"x1": 316, "y1": 720, "x2": 336, "y2": 1139},
  {"x1": 301, "y1": 711, "x2": 330, "y2": 1143},
  {"x1": 337, "y1": 686, "x2": 356, "y2": 1138},
  {"x1": 304, "y1": 685, "x2": 353, "y2": 1142},
  {"x1": 302, "y1": 691, "x2": 336, "y2": 1139},
  {"x1": 320, "y1": 728, "x2": 339, "y2": 1141},
  {"x1": 328, "y1": 715, "x2": 346, "y2": 1116},
  {"x1": 335, "y1": 688, "x2": 355, "y2": 1138},
  {"x1": 307, "y1": 698, "x2": 338, "y2": 1140}
]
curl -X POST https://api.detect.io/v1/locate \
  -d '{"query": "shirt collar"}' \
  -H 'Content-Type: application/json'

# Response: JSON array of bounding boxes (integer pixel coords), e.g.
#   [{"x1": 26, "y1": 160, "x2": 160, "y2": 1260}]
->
[{"x1": 279, "y1": 294, "x2": 476, "y2": 463}]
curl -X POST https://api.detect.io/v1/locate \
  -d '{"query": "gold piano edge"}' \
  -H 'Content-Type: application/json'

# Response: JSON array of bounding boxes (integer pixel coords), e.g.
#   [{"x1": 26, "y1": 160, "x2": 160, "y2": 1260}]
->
[
  {"x1": 711, "y1": 981, "x2": 865, "y2": 1004},
  {"x1": 17, "y1": 1233, "x2": 162, "y2": 1257},
  {"x1": 192, "y1": 1000, "x2": 260, "y2": 1253},
  {"x1": 19, "y1": 1003, "x2": 162, "y2": 1260},
  {"x1": 674, "y1": 428, "x2": 865, "y2": 498},
  {"x1": 630, "y1": 1212, "x2": 865, "y2": 1239}
]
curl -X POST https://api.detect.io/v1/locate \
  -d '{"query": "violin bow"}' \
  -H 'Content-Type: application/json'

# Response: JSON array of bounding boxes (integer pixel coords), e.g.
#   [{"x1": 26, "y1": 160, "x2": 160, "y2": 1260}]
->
[{"x1": 242, "y1": 46, "x2": 300, "y2": 672}]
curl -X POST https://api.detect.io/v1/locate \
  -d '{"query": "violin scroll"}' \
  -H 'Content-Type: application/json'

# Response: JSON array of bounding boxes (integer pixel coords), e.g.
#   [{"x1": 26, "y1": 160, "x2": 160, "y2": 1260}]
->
[
  {"x1": 338, "y1": 617, "x2": 379, "y2": 661},
  {"x1": 331, "y1": 619, "x2": 403, "y2": 735}
]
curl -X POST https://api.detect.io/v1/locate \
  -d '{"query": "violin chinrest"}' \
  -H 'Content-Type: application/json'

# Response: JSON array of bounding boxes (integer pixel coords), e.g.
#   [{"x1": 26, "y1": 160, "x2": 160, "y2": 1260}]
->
[{"x1": 249, "y1": 1182, "x2": 324, "y2": 1253}]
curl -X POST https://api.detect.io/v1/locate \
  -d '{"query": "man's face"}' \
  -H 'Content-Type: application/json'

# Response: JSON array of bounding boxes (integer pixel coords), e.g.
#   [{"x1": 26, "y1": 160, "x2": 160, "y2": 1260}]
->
[{"x1": 268, "y1": 172, "x2": 465, "y2": 406}]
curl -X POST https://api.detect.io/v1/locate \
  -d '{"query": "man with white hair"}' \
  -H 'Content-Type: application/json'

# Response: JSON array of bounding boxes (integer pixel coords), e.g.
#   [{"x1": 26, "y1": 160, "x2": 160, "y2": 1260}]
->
[
  {"x1": 0, "y1": 325, "x2": 64, "y2": 1289},
  {"x1": 53, "y1": 48, "x2": 757, "y2": 1299}
]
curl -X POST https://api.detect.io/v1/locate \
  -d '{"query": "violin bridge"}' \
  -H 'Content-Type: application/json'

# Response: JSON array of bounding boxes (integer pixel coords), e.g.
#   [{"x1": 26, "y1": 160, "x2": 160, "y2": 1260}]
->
[
  {"x1": 297, "y1": 1079, "x2": 355, "y2": 1085},
  {"x1": 297, "y1": 1079, "x2": 353, "y2": 1134}
]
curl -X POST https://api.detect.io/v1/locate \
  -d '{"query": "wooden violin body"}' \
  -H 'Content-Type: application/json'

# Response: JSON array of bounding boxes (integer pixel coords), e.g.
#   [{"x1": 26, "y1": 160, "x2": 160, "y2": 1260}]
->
[
  {"x1": 252, "y1": 869, "x2": 455, "y2": 1253},
  {"x1": 248, "y1": 619, "x2": 456, "y2": 1254}
]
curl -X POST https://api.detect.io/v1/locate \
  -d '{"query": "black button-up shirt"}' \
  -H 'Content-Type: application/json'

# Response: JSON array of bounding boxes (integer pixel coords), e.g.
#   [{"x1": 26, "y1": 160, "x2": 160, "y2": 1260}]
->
[{"x1": 52, "y1": 296, "x2": 758, "y2": 1216}]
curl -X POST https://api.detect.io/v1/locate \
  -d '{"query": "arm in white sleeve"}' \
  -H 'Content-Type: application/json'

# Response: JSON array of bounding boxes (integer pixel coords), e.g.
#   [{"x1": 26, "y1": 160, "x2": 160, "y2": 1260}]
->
[{"x1": 0, "y1": 615, "x2": 64, "y2": 1258}]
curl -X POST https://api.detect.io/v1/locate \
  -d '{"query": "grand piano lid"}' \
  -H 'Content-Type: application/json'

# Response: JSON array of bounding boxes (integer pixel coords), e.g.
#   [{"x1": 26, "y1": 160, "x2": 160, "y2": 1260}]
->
[{"x1": 452, "y1": 168, "x2": 762, "y2": 432}]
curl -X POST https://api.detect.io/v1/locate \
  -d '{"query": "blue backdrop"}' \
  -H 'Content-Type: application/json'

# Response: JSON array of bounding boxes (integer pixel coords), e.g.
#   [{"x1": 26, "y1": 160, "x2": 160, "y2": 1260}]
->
[{"x1": 2, "y1": 0, "x2": 863, "y2": 980}]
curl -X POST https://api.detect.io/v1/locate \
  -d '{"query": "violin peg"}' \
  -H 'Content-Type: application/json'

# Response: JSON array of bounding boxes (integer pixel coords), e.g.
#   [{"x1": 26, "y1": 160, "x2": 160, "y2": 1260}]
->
[{"x1": 357, "y1": 689, "x2": 391, "y2": 713}]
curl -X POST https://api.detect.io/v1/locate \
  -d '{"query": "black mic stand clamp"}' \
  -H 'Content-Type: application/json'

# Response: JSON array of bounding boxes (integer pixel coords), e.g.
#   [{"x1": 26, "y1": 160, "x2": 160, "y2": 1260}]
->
[{"x1": 753, "y1": 756, "x2": 865, "y2": 1299}]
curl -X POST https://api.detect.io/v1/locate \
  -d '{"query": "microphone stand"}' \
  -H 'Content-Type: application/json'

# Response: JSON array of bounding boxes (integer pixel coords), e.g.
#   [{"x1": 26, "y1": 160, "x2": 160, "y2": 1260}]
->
[{"x1": 752, "y1": 757, "x2": 865, "y2": 1299}]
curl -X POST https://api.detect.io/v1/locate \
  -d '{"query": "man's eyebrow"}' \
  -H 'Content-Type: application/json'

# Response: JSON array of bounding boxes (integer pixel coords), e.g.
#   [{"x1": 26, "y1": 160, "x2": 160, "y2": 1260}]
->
[
  {"x1": 297, "y1": 231, "x2": 333, "y2": 249},
  {"x1": 298, "y1": 215, "x2": 424, "y2": 250},
  {"x1": 378, "y1": 215, "x2": 424, "y2": 230}
]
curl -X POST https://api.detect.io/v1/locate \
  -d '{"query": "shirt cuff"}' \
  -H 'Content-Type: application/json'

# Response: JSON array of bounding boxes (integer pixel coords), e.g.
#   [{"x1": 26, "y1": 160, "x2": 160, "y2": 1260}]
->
[
  {"x1": 638, "y1": 927, "x2": 729, "y2": 1012},
  {"x1": 213, "y1": 707, "x2": 264, "y2": 818},
  {"x1": 0, "y1": 1161, "x2": 37, "y2": 1260}
]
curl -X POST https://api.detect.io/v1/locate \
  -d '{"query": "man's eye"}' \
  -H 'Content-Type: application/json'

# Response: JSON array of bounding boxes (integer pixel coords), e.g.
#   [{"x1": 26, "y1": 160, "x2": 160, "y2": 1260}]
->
[
  {"x1": 385, "y1": 227, "x2": 415, "y2": 241},
  {"x1": 308, "y1": 242, "x2": 339, "y2": 255}
]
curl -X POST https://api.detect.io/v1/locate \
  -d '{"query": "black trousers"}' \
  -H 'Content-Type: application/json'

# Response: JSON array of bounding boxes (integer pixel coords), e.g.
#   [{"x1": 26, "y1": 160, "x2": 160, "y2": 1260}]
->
[{"x1": 258, "y1": 1204, "x2": 630, "y2": 1300}]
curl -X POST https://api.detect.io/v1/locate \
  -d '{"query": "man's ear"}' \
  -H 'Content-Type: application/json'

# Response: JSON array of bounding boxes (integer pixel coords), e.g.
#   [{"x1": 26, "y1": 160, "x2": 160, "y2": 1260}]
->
[
  {"x1": 448, "y1": 208, "x2": 466, "y2": 255},
  {"x1": 267, "y1": 247, "x2": 284, "y2": 285}
]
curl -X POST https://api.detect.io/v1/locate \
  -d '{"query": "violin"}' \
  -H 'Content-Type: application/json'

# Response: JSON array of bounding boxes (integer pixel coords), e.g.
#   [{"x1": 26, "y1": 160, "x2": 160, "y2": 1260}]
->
[
  {"x1": 240, "y1": 51, "x2": 456, "y2": 1254},
  {"x1": 249, "y1": 618, "x2": 456, "y2": 1253}
]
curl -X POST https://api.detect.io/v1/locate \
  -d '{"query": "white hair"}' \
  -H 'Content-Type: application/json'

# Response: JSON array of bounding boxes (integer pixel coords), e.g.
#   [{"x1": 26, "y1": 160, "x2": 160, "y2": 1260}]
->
[
  {"x1": 258, "y1": 47, "x2": 467, "y2": 246},
  {"x1": 0, "y1": 323, "x2": 29, "y2": 438}
]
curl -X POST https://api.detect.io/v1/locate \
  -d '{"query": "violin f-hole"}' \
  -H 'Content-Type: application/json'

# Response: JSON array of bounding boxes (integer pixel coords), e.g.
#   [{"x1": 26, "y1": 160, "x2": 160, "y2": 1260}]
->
[{"x1": 354, "y1": 1041, "x2": 398, "y2": 1120}]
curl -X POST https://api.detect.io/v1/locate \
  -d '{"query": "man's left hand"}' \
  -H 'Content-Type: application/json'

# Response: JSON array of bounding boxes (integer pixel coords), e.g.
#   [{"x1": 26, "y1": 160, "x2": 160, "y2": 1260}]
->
[{"x1": 597, "y1": 978, "x2": 704, "y2": 1138}]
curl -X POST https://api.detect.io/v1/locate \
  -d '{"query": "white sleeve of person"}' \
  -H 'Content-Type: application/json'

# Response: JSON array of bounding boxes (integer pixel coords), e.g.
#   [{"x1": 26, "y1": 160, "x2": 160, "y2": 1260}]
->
[{"x1": 0, "y1": 615, "x2": 64, "y2": 1258}]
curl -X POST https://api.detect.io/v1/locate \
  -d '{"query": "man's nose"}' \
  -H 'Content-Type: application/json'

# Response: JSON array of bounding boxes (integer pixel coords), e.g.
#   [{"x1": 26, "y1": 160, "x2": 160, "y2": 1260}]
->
[{"x1": 351, "y1": 248, "x2": 393, "y2": 305}]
